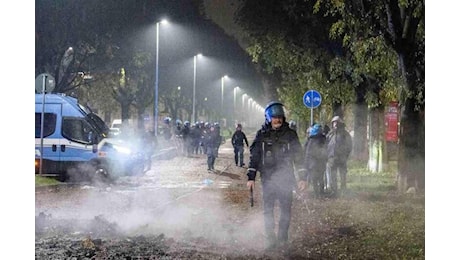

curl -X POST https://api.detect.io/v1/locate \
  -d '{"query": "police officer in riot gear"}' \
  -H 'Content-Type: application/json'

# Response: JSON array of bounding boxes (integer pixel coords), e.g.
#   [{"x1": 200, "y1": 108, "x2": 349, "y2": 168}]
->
[
  {"x1": 246, "y1": 101, "x2": 306, "y2": 250},
  {"x1": 203, "y1": 124, "x2": 220, "y2": 171},
  {"x1": 181, "y1": 121, "x2": 192, "y2": 156},
  {"x1": 231, "y1": 123, "x2": 249, "y2": 167}
]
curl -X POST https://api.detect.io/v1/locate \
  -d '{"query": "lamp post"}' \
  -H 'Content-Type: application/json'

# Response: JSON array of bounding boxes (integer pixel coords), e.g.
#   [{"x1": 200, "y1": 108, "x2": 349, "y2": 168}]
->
[
  {"x1": 154, "y1": 19, "x2": 167, "y2": 136},
  {"x1": 248, "y1": 97, "x2": 253, "y2": 127},
  {"x1": 242, "y1": 94, "x2": 247, "y2": 111},
  {"x1": 233, "y1": 86, "x2": 240, "y2": 124},
  {"x1": 192, "y1": 53, "x2": 202, "y2": 124},
  {"x1": 242, "y1": 93, "x2": 247, "y2": 125},
  {"x1": 220, "y1": 75, "x2": 228, "y2": 115}
]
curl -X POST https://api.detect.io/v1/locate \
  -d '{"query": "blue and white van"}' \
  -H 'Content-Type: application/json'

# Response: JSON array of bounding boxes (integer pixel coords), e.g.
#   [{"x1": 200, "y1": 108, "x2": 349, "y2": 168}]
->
[{"x1": 35, "y1": 93, "x2": 145, "y2": 182}]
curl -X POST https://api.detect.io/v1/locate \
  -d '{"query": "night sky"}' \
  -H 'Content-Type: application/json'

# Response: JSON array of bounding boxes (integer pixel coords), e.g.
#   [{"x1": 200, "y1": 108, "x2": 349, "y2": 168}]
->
[
  {"x1": 148, "y1": 1, "x2": 263, "y2": 108},
  {"x1": 35, "y1": 0, "x2": 264, "y2": 111}
]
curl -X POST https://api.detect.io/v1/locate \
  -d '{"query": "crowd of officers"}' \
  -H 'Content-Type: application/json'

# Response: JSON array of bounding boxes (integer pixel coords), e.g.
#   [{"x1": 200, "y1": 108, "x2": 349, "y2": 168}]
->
[
  {"x1": 162, "y1": 117, "x2": 223, "y2": 171},
  {"x1": 159, "y1": 102, "x2": 352, "y2": 251},
  {"x1": 160, "y1": 110, "x2": 352, "y2": 198}
]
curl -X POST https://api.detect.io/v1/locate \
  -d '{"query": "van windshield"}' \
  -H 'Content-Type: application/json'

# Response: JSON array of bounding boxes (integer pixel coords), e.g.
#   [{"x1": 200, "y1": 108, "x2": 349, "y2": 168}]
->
[
  {"x1": 76, "y1": 102, "x2": 110, "y2": 139},
  {"x1": 87, "y1": 113, "x2": 110, "y2": 137}
]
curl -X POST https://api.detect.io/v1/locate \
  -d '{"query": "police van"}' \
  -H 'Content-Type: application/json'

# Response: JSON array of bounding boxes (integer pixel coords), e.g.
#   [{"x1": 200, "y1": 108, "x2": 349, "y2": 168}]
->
[{"x1": 35, "y1": 93, "x2": 146, "y2": 182}]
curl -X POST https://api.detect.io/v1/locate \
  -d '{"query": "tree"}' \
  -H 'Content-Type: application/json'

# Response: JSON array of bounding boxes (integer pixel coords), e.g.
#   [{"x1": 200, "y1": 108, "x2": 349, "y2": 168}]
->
[
  {"x1": 126, "y1": 50, "x2": 155, "y2": 130},
  {"x1": 315, "y1": 0, "x2": 425, "y2": 191},
  {"x1": 36, "y1": 0, "x2": 160, "y2": 127},
  {"x1": 161, "y1": 85, "x2": 191, "y2": 122},
  {"x1": 35, "y1": 0, "x2": 119, "y2": 94},
  {"x1": 233, "y1": 0, "x2": 366, "y2": 152},
  {"x1": 112, "y1": 68, "x2": 135, "y2": 125}
]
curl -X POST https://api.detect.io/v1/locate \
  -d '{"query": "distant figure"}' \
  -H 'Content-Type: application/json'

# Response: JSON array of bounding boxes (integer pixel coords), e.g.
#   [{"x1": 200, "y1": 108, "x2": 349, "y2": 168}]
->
[
  {"x1": 231, "y1": 123, "x2": 249, "y2": 167},
  {"x1": 181, "y1": 121, "x2": 192, "y2": 156},
  {"x1": 190, "y1": 122, "x2": 202, "y2": 154},
  {"x1": 303, "y1": 123, "x2": 327, "y2": 198},
  {"x1": 141, "y1": 128, "x2": 155, "y2": 171},
  {"x1": 326, "y1": 116, "x2": 352, "y2": 196},
  {"x1": 163, "y1": 117, "x2": 172, "y2": 140},
  {"x1": 174, "y1": 119, "x2": 184, "y2": 154},
  {"x1": 203, "y1": 125, "x2": 220, "y2": 171},
  {"x1": 199, "y1": 121, "x2": 207, "y2": 154},
  {"x1": 175, "y1": 119, "x2": 183, "y2": 137},
  {"x1": 214, "y1": 122, "x2": 222, "y2": 157}
]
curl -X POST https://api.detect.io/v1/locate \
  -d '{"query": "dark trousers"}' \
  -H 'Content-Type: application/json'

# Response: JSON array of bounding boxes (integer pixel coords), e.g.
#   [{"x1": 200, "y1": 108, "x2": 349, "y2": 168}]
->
[
  {"x1": 206, "y1": 147, "x2": 218, "y2": 170},
  {"x1": 233, "y1": 145, "x2": 245, "y2": 166},
  {"x1": 310, "y1": 168, "x2": 325, "y2": 197},
  {"x1": 262, "y1": 182, "x2": 293, "y2": 247},
  {"x1": 328, "y1": 160, "x2": 348, "y2": 193}
]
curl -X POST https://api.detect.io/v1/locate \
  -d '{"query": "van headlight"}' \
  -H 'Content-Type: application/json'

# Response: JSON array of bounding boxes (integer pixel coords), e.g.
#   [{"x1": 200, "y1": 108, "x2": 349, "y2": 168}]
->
[{"x1": 113, "y1": 145, "x2": 132, "y2": 154}]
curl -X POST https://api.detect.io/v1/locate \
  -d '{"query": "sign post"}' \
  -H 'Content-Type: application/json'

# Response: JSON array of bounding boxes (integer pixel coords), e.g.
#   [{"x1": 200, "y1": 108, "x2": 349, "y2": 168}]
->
[
  {"x1": 35, "y1": 73, "x2": 56, "y2": 176},
  {"x1": 303, "y1": 90, "x2": 322, "y2": 126}
]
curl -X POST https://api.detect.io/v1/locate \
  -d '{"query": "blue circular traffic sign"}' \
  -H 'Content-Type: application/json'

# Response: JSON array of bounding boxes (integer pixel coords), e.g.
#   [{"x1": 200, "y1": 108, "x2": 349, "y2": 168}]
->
[{"x1": 303, "y1": 90, "x2": 322, "y2": 108}]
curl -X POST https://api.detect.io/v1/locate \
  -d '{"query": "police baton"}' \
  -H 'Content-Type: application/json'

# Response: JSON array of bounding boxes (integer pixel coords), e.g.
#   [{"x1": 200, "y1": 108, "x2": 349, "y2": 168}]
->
[{"x1": 250, "y1": 185, "x2": 254, "y2": 207}]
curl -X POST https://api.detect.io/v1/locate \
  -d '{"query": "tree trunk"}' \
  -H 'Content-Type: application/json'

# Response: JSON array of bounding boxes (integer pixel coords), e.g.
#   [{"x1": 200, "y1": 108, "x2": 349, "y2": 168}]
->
[
  {"x1": 352, "y1": 82, "x2": 368, "y2": 162},
  {"x1": 397, "y1": 97, "x2": 425, "y2": 193},
  {"x1": 121, "y1": 100, "x2": 131, "y2": 126},
  {"x1": 137, "y1": 108, "x2": 146, "y2": 131},
  {"x1": 368, "y1": 105, "x2": 385, "y2": 172},
  {"x1": 331, "y1": 101, "x2": 343, "y2": 119},
  {"x1": 382, "y1": 0, "x2": 425, "y2": 193},
  {"x1": 104, "y1": 111, "x2": 112, "y2": 126},
  {"x1": 396, "y1": 55, "x2": 425, "y2": 193}
]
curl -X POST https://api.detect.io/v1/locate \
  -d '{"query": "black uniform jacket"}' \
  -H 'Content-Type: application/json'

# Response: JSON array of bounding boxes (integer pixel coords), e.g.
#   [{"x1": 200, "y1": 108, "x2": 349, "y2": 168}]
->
[{"x1": 247, "y1": 122, "x2": 305, "y2": 189}]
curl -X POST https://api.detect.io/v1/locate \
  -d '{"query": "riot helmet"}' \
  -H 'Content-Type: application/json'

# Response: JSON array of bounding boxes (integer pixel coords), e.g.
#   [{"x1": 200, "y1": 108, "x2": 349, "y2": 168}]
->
[
  {"x1": 264, "y1": 101, "x2": 285, "y2": 123},
  {"x1": 163, "y1": 117, "x2": 171, "y2": 124},
  {"x1": 309, "y1": 123, "x2": 322, "y2": 137}
]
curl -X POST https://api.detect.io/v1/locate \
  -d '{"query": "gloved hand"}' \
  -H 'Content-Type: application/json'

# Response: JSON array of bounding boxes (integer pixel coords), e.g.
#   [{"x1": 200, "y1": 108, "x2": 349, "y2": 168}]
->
[
  {"x1": 298, "y1": 180, "x2": 308, "y2": 191},
  {"x1": 246, "y1": 168, "x2": 257, "y2": 180}
]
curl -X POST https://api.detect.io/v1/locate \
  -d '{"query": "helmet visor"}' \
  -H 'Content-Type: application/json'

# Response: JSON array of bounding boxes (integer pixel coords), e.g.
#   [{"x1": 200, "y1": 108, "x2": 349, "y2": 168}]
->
[{"x1": 265, "y1": 104, "x2": 285, "y2": 122}]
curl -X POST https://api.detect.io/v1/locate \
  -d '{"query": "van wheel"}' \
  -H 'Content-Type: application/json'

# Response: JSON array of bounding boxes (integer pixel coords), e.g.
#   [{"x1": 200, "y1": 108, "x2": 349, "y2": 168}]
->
[
  {"x1": 91, "y1": 165, "x2": 111, "y2": 183},
  {"x1": 58, "y1": 173, "x2": 68, "y2": 182}
]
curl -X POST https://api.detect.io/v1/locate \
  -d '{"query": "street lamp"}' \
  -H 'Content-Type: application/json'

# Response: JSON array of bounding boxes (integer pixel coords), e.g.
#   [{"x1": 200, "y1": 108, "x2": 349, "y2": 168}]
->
[
  {"x1": 192, "y1": 53, "x2": 202, "y2": 123},
  {"x1": 241, "y1": 93, "x2": 247, "y2": 126},
  {"x1": 233, "y1": 86, "x2": 240, "y2": 124},
  {"x1": 220, "y1": 75, "x2": 228, "y2": 114},
  {"x1": 248, "y1": 97, "x2": 253, "y2": 127},
  {"x1": 242, "y1": 93, "x2": 247, "y2": 111},
  {"x1": 154, "y1": 19, "x2": 168, "y2": 137}
]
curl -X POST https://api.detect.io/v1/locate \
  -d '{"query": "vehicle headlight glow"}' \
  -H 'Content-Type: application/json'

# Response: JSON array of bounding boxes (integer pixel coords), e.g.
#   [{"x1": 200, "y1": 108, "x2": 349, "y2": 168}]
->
[{"x1": 113, "y1": 145, "x2": 132, "y2": 154}]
